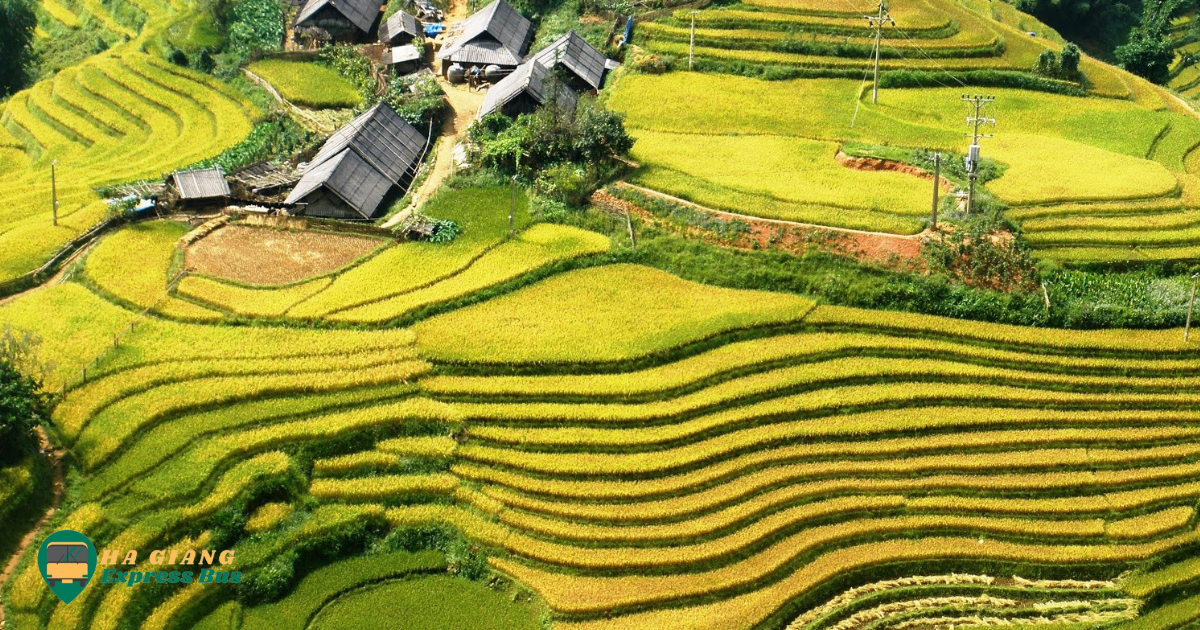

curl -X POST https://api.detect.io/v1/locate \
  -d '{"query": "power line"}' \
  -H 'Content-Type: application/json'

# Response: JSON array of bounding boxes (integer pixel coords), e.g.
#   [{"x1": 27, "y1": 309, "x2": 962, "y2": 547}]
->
[
  {"x1": 962, "y1": 93, "x2": 996, "y2": 215},
  {"x1": 849, "y1": 62, "x2": 873, "y2": 128},
  {"x1": 889, "y1": 22, "x2": 970, "y2": 89}
]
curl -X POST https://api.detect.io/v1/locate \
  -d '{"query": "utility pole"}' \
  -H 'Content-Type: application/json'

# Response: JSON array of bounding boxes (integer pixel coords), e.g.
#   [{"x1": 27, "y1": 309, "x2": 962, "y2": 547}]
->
[
  {"x1": 510, "y1": 154, "x2": 521, "y2": 238},
  {"x1": 930, "y1": 152, "x2": 940, "y2": 230},
  {"x1": 689, "y1": 10, "x2": 699, "y2": 71},
  {"x1": 962, "y1": 94, "x2": 996, "y2": 215},
  {"x1": 1187, "y1": 272, "x2": 1199, "y2": 342},
  {"x1": 509, "y1": 175, "x2": 516, "y2": 238},
  {"x1": 51, "y1": 159, "x2": 59, "y2": 227},
  {"x1": 866, "y1": 2, "x2": 894, "y2": 104}
]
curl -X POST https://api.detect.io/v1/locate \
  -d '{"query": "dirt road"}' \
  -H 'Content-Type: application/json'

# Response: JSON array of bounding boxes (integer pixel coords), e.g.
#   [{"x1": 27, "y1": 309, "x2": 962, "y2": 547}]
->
[
  {"x1": 0, "y1": 428, "x2": 66, "y2": 628},
  {"x1": 383, "y1": 0, "x2": 482, "y2": 228}
]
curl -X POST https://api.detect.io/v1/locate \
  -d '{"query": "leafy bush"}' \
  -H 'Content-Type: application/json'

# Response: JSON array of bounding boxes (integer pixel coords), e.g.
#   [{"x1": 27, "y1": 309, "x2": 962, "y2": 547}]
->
[
  {"x1": 922, "y1": 214, "x2": 1040, "y2": 293},
  {"x1": 535, "y1": 163, "x2": 596, "y2": 206},
  {"x1": 1060, "y1": 43, "x2": 1081, "y2": 78},
  {"x1": 1116, "y1": 32, "x2": 1174, "y2": 84},
  {"x1": 226, "y1": 0, "x2": 284, "y2": 61},
  {"x1": 429, "y1": 219, "x2": 461, "y2": 244},
  {"x1": 1033, "y1": 46, "x2": 1083, "y2": 82},
  {"x1": 383, "y1": 73, "x2": 447, "y2": 129},
  {"x1": 191, "y1": 117, "x2": 314, "y2": 172},
  {"x1": 320, "y1": 44, "x2": 376, "y2": 99},
  {"x1": 879, "y1": 69, "x2": 1087, "y2": 96},
  {"x1": 1114, "y1": 0, "x2": 1186, "y2": 84},
  {"x1": 469, "y1": 96, "x2": 633, "y2": 205},
  {"x1": 0, "y1": 329, "x2": 49, "y2": 464}
]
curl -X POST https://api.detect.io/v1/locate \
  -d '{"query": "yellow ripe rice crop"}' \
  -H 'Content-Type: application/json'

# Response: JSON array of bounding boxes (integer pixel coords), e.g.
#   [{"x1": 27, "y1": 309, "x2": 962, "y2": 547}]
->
[
  {"x1": 244, "y1": 502, "x2": 295, "y2": 533},
  {"x1": 0, "y1": 282, "x2": 132, "y2": 389},
  {"x1": 176, "y1": 276, "x2": 333, "y2": 318},
  {"x1": 503, "y1": 530, "x2": 1199, "y2": 622},
  {"x1": 986, "y1": 135, "x2": 1179, "y2": 206},
  {"x1": 1106, "y1": 506, "x2": 1196, "y2": 540},
  {"x1": 73, "y1": 362, "x2": 428, "y2": 468},
  {"x1": 312, "y1": 451, "x2": 404, "y2": 477},
  {"x1": 376, "y1": 436, "x2": 458, "y2": 458},
  {"x1": 309, "y1": 473, "x2": 460, "y2": 502},
  {"x1": 330, "y1": 224, "x2": 612, "y2": 323},
  {"x1": 630, "y1": 131, "x2": 932, "y2": 227},
  {"x1": 414, "y1": 264, "x2": 815, "y2": 363},
  {"x1": 804, "y1": 304, "x2": 1199, "y2": 352}
]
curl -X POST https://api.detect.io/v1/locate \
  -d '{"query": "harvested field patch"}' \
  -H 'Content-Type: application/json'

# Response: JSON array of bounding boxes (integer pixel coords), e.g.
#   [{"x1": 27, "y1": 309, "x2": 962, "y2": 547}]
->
[{"x1": 185, "y1": 226, "x2": 386, "y2": 286}]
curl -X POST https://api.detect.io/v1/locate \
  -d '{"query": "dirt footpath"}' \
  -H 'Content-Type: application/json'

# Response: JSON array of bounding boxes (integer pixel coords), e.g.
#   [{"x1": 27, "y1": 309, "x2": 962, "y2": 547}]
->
[
  {"x1": 383, "y1": 0, "x2": 483, "y2": 228},
  {"x1": 0, "y1": 428, "x2": 65, "y2": 628},
  {"x1": 605, "y1": 183, "x2": 928, "y2": 268}
]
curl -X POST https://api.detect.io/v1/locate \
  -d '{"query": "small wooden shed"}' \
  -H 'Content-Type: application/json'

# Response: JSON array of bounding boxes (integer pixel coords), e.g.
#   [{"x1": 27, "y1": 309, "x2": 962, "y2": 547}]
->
[
  {"x1": 384, "y1": 44, "x2": 423, "y2": 74},
  {"x1": 165, "y1": 167, "x2": 231, "y2": 209},
  {"x1": 477, "y1": 57, "x2": 578, "y2": 120}
]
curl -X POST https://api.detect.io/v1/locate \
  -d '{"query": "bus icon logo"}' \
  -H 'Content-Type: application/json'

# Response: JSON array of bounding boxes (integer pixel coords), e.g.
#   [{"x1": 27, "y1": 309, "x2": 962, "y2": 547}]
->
[{"x1": 37, "y1": 530, "x2": 96, "y2": 604}]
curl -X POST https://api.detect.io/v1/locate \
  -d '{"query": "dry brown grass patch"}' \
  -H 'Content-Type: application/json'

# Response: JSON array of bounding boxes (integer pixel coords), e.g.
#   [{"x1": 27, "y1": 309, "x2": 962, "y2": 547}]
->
[{"x1": 185, "y1": 225, "x2": 385, "y2": 285}]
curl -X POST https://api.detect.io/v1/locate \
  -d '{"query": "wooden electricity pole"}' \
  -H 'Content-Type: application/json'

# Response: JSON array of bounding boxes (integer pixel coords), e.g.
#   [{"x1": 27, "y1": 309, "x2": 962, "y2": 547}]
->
[
  {"x1": 625, "y1": 208, "x2": 636, "y2": 251},
  {"x1": 930, "y1": 152, "x2": 940, "y2": 229},
  {"x1": 51, "y1": 159, "x2": 59, "y2": 227},
  {"x1": 962, "y1": 94, "x2": 996, "y2": 215},
  {"x1": 1187, "y1": 273, "x2": 1198, "y2": 342},
  {"x1": 867, "y1": 2, "x2": 894, "y2": 104},
  {"x1": 509, "y1": 175, "x2": 516, "y2": 238},
  {"x1": 689, "y1": 10, "x2": 699, "y2": 71}
]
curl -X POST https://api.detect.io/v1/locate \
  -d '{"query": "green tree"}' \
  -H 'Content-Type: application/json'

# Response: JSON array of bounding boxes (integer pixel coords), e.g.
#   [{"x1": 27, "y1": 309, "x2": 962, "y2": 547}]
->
[
  {"x1": 1013, "y1": 0, "x2": 1139, "y2": 56},
  {"x1": 1059, "y1": 43, "x2": 1081, "y2": 79},
  {"x1": 0, "y1": 327, "x2": 49, "y2": 464},
  {"x1": 1034, "y1": 50, "x2": 1058, "y2": 77},
  {"x1": 0, "y1": 0, "x2": 37, "y2": 97},
  {"x1": 225, "y1": 0, "x2": 283, "y2": 60},
  {"x1": 1116, "y1": 33, "x2": 1175, "y2": 83},
  {"x1": 1114, "y1": 0, "x2": 1186, "y2": 84}
]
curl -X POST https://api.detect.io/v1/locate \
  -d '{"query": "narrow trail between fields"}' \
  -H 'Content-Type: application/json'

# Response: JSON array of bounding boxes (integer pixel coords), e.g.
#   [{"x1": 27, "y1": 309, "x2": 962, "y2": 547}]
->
[
  {"x1": 0, "y1": 428, "x2": 66, "y2": 628},
  {"x1": 0, "y1": 241, "x2": 96, "y2": 308},
  {"x1": 613, "y1": 182, "x2": 929, "y2": 264},
  {"x1": 382, "y1": 0, "x2": 479, "y2": 229},
  {"x1": 382, "y1": 82, "x2": 484, "y2": 228},
  {"x1": 242, "y1": 68, "x2": 343, "y2": 134}
]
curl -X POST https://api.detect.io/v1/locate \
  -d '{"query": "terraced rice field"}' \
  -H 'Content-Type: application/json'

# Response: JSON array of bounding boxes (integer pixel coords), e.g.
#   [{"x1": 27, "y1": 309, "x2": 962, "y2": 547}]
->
[
  {"x1": 6, "y1": 247, "x2": 1200, "y2": 629},
  {"x1": 166, "y1": 189, "x2": 613, "y2": 323},
  {"x1": 0, "y1": 0, "x2": 256, "y2": 285},
  {"x1": 612, "y1": 0, "x2": 1200, "y2": 262},
  {"x1": 610, "y1": 74, "x2": 1200, "y2": 261}
]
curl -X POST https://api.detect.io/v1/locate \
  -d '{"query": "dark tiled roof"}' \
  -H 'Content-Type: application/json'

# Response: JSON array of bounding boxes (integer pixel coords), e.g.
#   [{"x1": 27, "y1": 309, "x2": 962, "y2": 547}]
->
[
  {"x1": 477, "y1": 58, "x2": 579, "y2": 120},
  {"x1": 308, "y1": 102, "x2": 426, "y2": 184},
  {"x1": 287, "y1": 150, "x2": 393, "y2": 219},
  {"x1": 285, "y1": 103, "x2": 426, "y2": 218},
  {"x1": 438, "y1": 0, "x2": 532, "y2": 66},
  {"x1": 296, "y1": 0, "x2": 382, "y2": 33},
  {"x1": 531, "y1": 31, "x2": 608, "y2": 90},
  {"x1": 379, "y1": 10, "x2": 421, "y2": 44},
  {"x1": 171, "y1": 167, "x2": 230, "y2": 199}
]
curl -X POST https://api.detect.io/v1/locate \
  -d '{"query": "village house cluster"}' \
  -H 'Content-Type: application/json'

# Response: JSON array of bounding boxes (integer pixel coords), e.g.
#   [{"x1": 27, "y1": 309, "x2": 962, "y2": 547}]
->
[{"x1": 164, "y1": 0, "x2": 614, "y2": 221}]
